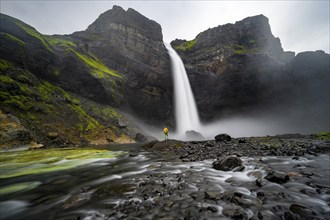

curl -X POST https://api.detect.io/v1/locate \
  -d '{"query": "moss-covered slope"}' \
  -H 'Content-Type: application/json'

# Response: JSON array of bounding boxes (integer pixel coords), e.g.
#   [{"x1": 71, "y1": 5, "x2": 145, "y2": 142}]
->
[{"x1": 0, "y1": 59, "x2": 134, "y2": 148}]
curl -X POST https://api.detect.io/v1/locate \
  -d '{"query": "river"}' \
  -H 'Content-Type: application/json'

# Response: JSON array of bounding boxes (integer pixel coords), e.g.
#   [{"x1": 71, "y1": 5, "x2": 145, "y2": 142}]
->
[{"x1": 0, "y1": 144, "x2": 329, "y2": 219}]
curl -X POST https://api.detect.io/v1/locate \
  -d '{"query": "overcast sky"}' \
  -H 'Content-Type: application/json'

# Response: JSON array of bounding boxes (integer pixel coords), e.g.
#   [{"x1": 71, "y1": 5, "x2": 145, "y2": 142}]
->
[{"x1": 1, "y1": 1, "x2": 329, "y2": 53}]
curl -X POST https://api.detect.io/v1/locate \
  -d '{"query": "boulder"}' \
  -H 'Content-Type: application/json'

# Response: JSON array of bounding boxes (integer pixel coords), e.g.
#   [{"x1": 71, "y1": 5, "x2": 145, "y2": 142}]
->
[
  {"x1": 185, "y1": 130, "x2": 205, "y2": 141},
  {"x1": 222, "y1": 204, "x2": 245, "y2": 218},
  {"x1": 135, "y1": 133, "x2": 147, "y2": 142},
  {"x1": 204, "y1": 191, "x2": 221, "y2": 200},
  {"x1": 265, "y1": 171, "x2": 290, "y2": 184},
  {"x1": 47, "y1": 132, "x2": 59, "y2": 140},
  {"x1": 289, "y1": 204, "x2": 316, "y2": 217},
  {"x1": 28, "y1": 142, "x2": 45, "y2": 150},
  {"x1": 215, "y1": 134, "x2": 231, "y2": 142},
  {"x1": 212, "y1": 155, "x2": 242, "y2": 171}
]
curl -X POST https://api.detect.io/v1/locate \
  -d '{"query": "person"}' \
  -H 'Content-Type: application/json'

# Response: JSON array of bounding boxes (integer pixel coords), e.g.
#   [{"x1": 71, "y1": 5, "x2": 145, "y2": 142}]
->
[{"x1": 163, "y1": 127, "x2": 169, "y2": 140}]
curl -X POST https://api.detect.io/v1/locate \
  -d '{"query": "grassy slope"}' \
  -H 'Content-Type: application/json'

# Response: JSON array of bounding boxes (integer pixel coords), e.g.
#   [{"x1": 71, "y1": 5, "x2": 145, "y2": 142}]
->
[
  {"x1": 0, "y1": 15, "x2": 134, "y2": 146},
  {"x1": 0, "y1": 59, "x2": 133, "y2": 147}
]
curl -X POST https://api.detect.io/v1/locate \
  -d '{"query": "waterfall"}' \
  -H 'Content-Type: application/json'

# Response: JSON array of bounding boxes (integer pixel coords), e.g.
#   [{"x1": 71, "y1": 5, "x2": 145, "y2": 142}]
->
[{"x1": 165, "y1": 43, "x2": 201, "y2": 137}]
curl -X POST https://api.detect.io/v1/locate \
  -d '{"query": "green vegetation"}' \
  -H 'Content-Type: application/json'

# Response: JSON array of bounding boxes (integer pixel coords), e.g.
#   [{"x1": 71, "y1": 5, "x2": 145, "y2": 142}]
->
[
  {"x1": 44, "y1": 35, "x2": 76, "y2": 48},
  {"x1": 174, "y1": 39, "x2": 196, "y2": 51},
  {"x1": 1, "y1": 93, "x2": 32, "y2": 110},
  {"x1": 0, "y1": 182, "x2": 42, "y2": 196},
  {"x1": 0, "y1": 74, "x2": 33, "y2": 110},
  {"x1": 14, "y1": 20, "x2": 52, "y2": 51},
  {"x1": 68, "y1": 48, "x2": 122, "y2": 79},
  {"x1": 36, "y1": 80, "x2": 100, "y2": 131},
  {"x1": 0, "y1": 32, "x2": 25, "y2": 45},
  {"x1": 0, "y1": 59, "x2": 13, "y2": 71},
  {"x1": 314, "y1": 132, "x2": 330, "y2": 140},
  {"x1": 0, "y1": 75, "x2": 15, "y2": 84},
  {"x1": 0, "y1": 148, "x2": 126, "y2": 178},
  {"x1": 54, "y1": 69, "x2": 60, "y2": 76},
  {"x1": 74, "y1": 103, "x2": 100, "y2": 132},
  {"x1": 233, "y1": 44, "x2": 261, "y2": 54}
]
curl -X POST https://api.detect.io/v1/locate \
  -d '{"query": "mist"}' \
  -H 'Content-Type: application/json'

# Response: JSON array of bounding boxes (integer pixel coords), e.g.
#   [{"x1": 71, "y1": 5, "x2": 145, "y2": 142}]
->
[{"x1": 138, "y1": 103, "x2": 329, "y2": 141}]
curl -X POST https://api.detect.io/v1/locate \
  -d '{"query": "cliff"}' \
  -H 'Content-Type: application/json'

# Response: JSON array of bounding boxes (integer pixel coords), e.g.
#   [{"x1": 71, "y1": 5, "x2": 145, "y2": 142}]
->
[
  {"x1": 171, "y1": 15, "x2": 329, "y2": 131},
  {"x1": 0, "y1": 6, "x2": 172, "y2": 148}
]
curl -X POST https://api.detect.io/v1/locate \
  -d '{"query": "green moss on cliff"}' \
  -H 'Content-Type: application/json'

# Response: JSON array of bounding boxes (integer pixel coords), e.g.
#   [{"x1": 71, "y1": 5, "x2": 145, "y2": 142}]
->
[
  {"x1": 44, "y1": 35, "x2": 76, "y2": 48},
  {"x1": 68, "y1": 48, "x2": 122, "y2": 79},
  {"x1": 0, "y1": 32, "x2": 25, "y2": 45},
  {"x1": 14, "y1": 21, "x2": 52, "y2": 51},
  {"x1": 1, "y1": 93, "x2": 32, "y2": 110},
  {"x1": 0, "y1": 73, "x2": 33, "y2": 110},
  {"x1": 36, "y1": 81, "x2": 53, "y2": 101},
  {"x1": 233, "y1": 45, "x2": 261, "y2": 54},
  {"x1": 175, "y1": 39, "x2": 196, "y2": 51},
  {"x1": 0, "y1": 59, "x2": 13, "y2": 71}
]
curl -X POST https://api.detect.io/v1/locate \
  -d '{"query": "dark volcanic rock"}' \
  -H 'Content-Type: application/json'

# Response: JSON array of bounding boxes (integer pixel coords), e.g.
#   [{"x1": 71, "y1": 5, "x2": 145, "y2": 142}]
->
[
  {"x1": 212, "y1": 155, "x2": 242, "y2": 171},
  {"x1": 265, "y1": 171, "x2": 290, "y2": 184},
  {"x1": 289, "y1": 204, "x2": 316, "y2": 217},
  {"x1": 215, "y1": 133, "x2": 231, "y2": 142},
  {"x1": 222, "y1": 203, "x2": 245, "y2": 218}
]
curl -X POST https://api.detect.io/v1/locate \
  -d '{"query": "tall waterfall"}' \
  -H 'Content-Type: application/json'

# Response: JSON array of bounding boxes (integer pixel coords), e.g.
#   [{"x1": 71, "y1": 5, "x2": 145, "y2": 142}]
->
[{"x1": 165, "y1": 43, "x2": 201, "y2": 136}]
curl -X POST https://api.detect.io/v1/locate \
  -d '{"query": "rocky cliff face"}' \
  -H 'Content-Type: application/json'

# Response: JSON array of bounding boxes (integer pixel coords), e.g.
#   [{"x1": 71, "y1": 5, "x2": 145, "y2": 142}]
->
[
  {"x1": 0, "y1": 6, "x2": 172, "y2": 147},
  {"x1": 171, "y1": 15, "x2": 329, "y2": 130},
  {"x1": 71, "y1": 6, "x2": 173, "y2": 124}
]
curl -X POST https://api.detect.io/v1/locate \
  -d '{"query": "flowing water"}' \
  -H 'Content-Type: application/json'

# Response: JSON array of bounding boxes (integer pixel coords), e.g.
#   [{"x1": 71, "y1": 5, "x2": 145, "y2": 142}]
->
[
  {"x1": 1, "y1": 146, "x2": 329, "y2": 219},
  {"x1": 165, "y1": 43, "x2": 201, "y2": 138}
]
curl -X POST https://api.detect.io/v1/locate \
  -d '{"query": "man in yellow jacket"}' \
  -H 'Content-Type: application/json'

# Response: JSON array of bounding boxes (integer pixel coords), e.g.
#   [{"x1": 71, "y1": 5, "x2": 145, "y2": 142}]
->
[{"x1": 163, "y1": 127, "x2": 169, "y2": 140}]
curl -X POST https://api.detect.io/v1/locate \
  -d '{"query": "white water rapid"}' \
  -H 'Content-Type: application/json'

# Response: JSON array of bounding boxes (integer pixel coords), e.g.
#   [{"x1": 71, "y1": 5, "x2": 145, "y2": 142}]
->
[{"x1": 165, "y1": 43, "x2": 201, "y2": 137}]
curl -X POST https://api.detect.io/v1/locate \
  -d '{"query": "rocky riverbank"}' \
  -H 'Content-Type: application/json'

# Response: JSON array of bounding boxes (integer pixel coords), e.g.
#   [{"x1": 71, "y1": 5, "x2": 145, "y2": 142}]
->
[
  {"x1": 102, "y1": 134, "x2": 330, "y2": 219},
  {"x1": 143, "y1": 133, "x2": 330, "y2": 162},
  {"x1": 1, "y1": 134, "x2": 329, "y2": 220}
]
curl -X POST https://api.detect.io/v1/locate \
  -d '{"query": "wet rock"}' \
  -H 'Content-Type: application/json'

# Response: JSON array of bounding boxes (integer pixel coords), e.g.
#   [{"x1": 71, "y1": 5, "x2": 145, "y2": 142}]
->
[
  {"x1": 204, "y1": 191, "x2": 221, "y2": 200},
  {"x1": 212, "y1": 155, "x2": 242, "y2": 171},
  {"x1": 28, "y1": 142, "x2": 45, "y2": 150},
  {"x1": 238, "y1": 139, "x2": 246, "y2": 143},
  {"x1": 206, "y1": 206, "x2": 218, "y2": 213},
  {"x1": 289, "y1": 204, "x2": 316, "y2": 217},
  {"x1": 129, "y1": 153, "x2": 138, "y2": 157},
  {"x1": 215, "y1": 133, "x2": 231, "y2": 142},
  {"x1": 265, "y1": 171, "x2": 290, "y2": 184},
  {"x1": 256, "y1": 178, "x2": 264, "y2": 187},
  {"x1": 251, "y1": 210, "x2": 281, "y2": 220},
  {"x1": 47, "y1": 132, "x2": 58, "y2": 140},
  {"x1": 142, "y1": 140, "x2": 159, "y2": 149},
  {"x1": 135, "y1": 133, "x2": 147, "y2": 142},
  {"x1": 256, "y1": 191, "x2": 265, "y2": 199},
  {"x1": 185, "y1": 130, "x2": 205, "y2": 141},
  {"x1": 300, "y1": 171, "x2": 313, "y2": 177},
  {"x1": 222, "y1": 203, "x2": 244, "y2": 218}
]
